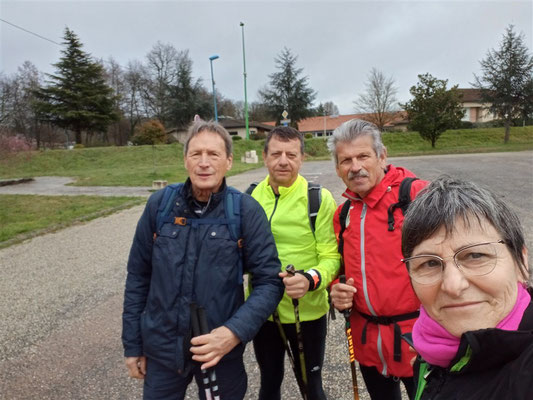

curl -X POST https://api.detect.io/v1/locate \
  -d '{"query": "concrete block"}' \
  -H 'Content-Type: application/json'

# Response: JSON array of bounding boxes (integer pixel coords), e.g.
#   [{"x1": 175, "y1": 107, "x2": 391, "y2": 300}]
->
[{"x1": 152, "y1": 180, "x2": 168, "y2": 190}]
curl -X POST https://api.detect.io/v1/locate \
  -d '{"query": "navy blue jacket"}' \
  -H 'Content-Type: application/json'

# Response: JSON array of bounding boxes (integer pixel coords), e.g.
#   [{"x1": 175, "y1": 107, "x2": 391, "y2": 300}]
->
[{"x1": 122, "y1": 179, "x2": 283, "y2": 372}]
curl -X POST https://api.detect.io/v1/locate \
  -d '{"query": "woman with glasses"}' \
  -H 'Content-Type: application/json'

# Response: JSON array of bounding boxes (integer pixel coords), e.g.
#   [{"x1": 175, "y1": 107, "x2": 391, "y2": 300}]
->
[{"x1": 401, "y1": 176, "x2": 532, "y2": 400}]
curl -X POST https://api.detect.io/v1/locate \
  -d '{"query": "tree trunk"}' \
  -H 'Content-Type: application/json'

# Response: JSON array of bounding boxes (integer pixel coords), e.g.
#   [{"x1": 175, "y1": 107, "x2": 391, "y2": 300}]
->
[
  {"x1": 75, "y1": 127, "x2": 82, "y2": 144},
  {"x1": 504, "y1": 120, "x2": 511, "y2": 144}
]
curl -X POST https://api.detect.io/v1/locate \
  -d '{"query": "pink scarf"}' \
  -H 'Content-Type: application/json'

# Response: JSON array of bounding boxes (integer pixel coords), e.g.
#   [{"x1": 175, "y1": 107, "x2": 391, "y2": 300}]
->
[{"x1": 412, "y1": 283, "x2": 531, "y2": 368}]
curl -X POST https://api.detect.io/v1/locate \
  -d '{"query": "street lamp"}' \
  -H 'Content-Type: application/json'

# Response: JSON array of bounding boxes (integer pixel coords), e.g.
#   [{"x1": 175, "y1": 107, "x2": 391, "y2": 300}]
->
[
  {"x1": 209, "y1": 54, "x2": 220, "y2": 121},
  {"x1": 240, "y1": 22, "x2": 249, "y2": 140}
]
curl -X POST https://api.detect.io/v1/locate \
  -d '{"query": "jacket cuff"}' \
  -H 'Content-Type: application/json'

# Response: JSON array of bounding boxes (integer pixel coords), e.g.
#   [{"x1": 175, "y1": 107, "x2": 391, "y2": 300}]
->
[{"x1": 302, "y1": 269, "x2": 321, "y2": 291}]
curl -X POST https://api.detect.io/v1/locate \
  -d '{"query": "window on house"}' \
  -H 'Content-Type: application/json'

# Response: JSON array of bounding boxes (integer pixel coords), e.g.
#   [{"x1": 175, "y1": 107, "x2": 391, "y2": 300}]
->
[{"x1": 229, "y1": 131, "x2": 238, "y2": 136}]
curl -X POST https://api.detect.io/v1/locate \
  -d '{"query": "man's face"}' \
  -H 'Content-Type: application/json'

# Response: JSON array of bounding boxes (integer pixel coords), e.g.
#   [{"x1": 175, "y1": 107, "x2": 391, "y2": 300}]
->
[
  {"x1": 335, "y1": 135, "x2": 387, "y2": 198},
  {"x1": 263, "y1": 136, "x2": 303, "y2": 189},
  {"x1": 184, "y1": 130, "x2": 232, "y2": 195}
]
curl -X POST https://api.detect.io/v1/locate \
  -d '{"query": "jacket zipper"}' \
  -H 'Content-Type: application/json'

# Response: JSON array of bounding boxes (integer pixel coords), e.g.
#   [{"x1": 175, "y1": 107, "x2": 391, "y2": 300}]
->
[{"x1": 269, "y1": 193, "x2": 280, "y2": 224}]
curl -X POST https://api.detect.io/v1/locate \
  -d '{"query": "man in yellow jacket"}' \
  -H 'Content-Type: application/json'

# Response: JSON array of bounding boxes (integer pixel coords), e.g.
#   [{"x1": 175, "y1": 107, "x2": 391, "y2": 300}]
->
[{"x1": 249, "y1": 126, "x2": 340, "y2": 400}]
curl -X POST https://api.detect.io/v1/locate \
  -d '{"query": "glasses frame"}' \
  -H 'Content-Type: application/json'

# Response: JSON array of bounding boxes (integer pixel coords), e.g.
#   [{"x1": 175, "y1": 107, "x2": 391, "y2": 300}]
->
[{"x1": 402, "y1": 240, "x2": 506, "y2": 285}]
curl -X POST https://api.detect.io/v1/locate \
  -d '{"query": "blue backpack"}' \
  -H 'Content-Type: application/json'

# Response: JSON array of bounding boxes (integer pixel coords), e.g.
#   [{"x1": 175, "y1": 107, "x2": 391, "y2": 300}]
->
[{"x1": 155, "y1": 183, "x2": 245, "y2": 284}]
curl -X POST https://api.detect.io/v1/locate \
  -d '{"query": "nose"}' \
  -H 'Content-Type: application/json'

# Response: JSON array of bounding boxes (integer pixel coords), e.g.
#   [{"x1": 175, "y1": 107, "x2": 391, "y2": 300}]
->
[
  {"x1": 349, "y1": 158, "x2": 362, "y2": 172},
  {"x1": 440, "y1": 260, "x2": 469, "y2": 297},
  {"x1": 198, "y1": 153, "x2": 210, "y2": 166},
  {"x1": 278, "y1": 152, "x2": 289, "y2": 165}
]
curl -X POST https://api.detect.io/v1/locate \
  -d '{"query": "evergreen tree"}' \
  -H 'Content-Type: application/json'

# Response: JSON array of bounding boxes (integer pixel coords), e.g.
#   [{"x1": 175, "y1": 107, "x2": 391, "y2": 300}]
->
[
  {"x1": 473, "y1": 25, "x2": 533, "y2": 143},
  {"x1": 402, "y1": 73, "x2": 464, "y2": 148},
  {"x1": 166, "y1": 51, "x2": 211, "y2": 128},
  {"x1": 259, "y1": 47, "x2": 316, "y2": 126},
  {"x1": 34, "y1": 28, "x2": 118, "y2": 144}
]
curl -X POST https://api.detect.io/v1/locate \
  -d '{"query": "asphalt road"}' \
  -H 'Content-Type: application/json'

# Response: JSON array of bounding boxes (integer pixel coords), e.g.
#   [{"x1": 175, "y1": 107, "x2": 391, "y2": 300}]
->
[{"x1": 0, "y1": 151, "x2": 531, "y2": 400}]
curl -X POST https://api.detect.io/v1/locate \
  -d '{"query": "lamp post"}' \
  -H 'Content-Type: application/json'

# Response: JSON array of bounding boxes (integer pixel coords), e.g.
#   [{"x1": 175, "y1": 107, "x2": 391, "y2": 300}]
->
[
  {"x1": 240, "y1": 22, "x2": 249, "y2": 140},
  {"x1": 209, "y1": 54, "x2": 219, "y2": 121}
]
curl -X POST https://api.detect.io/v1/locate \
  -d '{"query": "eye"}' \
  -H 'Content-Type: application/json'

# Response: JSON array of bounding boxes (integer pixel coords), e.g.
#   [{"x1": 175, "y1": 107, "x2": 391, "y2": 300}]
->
[{"x1": 410, "y1": 256, "x2": 442, "y2": 273}]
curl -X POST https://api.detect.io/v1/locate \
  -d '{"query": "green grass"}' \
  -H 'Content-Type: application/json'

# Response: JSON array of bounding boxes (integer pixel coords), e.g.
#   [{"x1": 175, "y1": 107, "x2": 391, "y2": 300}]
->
[
  {"x1": 0, "y1": 194, "x2": 145, "y2": 247},
  {"x1": 1, "y1": 127, "x2": 531, "y2": 186},
  {"x1": 0, "y1": 126, "x2": 531, "y2": 248}
]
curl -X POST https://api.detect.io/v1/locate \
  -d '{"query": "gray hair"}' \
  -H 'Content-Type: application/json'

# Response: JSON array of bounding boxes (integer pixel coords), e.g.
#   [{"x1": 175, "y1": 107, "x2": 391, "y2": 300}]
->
[
  {"x1": 184, "y1": 120, "x2": 233, "y2": 157},
  {"x1": 402, "y1": 176, "x2": 529, "y2": 282},
  {"x1": 327, "y1": 119, "x2": 385, "y2": 164}
]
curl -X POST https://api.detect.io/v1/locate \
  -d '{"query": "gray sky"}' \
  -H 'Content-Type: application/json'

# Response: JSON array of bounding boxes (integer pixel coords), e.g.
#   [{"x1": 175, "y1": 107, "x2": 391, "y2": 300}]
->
[{"x1": 1, "y1": 0, "x2": 532, "y2": 115}]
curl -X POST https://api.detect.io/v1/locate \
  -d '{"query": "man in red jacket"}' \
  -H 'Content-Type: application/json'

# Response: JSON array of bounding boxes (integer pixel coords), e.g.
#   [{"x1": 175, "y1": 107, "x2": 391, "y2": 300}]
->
[{"x1": 328, "y1": 119, "x2": 427, "y2": 400}]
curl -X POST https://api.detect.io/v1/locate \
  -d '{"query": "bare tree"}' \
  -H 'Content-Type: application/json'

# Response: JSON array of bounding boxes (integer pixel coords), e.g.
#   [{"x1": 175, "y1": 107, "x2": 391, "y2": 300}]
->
[
  {"x1": 354, "y1": 68, "x2": 398, "y2": 130},
  {"x1": 143, "y1": 41, "x2": 180, "y2": 125}
]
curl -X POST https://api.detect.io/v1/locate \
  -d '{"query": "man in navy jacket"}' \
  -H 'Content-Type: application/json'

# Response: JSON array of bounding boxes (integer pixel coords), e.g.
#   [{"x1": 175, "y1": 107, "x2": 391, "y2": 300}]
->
[{"x1": 122, "y1": 120, "x2": 283, "y2": 399}]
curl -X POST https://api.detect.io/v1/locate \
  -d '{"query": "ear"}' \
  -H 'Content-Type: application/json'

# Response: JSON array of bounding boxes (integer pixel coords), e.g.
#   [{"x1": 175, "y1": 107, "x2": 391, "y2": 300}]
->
[
  {"x1": 262, "y1": 151, "x2": 267, "y2": 167},
  {"x1": 227, "y1": 154, "x2": 233, "y2": 171},
  {"x1": 379, "y1": 147, "x2": 388, "y2": 168}
]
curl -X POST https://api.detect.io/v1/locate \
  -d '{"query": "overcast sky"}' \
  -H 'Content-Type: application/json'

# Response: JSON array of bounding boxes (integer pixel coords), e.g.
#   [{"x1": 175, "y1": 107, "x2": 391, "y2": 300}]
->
[{"x1": 1, "y1": 0, "x2": 531, "y2": 115}]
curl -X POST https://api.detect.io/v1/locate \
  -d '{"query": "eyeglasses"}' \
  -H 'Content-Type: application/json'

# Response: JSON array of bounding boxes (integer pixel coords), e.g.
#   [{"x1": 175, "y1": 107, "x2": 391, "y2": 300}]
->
[{"x1": 402, "y1": 240, "x2": 505, "y2": 285}]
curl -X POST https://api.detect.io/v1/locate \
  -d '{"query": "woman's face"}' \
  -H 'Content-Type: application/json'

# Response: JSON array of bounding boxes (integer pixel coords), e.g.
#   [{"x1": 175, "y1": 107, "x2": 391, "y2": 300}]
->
[{"x1": 411, "y1": 218, "x2": 521, "y2": 337}]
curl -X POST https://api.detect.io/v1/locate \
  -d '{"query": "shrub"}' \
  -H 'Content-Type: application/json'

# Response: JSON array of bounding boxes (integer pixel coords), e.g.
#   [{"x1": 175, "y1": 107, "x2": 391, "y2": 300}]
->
[
  {"x1": 459, "y1": 121, "x2": 474, "y2": 129},
  {"x1": 132, "y1": 120, "x2": 167, "y2": 145},
  {"x1": 250, "y1": 131, "x2": 266, "y2": 141},
  {"x1": 304, "y1": 133, "x2": 313, "y2": 139},
  {"x1": 232, "y1": 135, "x2": 243, "y2": 141},
  {"x1": 0, "y1": 135, "x2": 32, "y2": 153}
]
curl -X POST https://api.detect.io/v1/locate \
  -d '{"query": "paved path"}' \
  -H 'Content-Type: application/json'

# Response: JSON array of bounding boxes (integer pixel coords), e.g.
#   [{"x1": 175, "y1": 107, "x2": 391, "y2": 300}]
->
[{"x1": 0, "y1": 151, "x2": 531, "y2": 399}]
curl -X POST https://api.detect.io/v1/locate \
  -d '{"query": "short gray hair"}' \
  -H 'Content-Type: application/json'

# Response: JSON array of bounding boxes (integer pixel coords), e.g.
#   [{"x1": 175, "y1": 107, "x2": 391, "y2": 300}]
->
[
  {"x1": 184, "y1": 120, "x2": 233, "y2": 157},
  {"x1": 327, "y1": 119, "x2": 385, "y2": 164},
  {"x1": 402, "y1": 176, "x2": 529, "y2": 282}
]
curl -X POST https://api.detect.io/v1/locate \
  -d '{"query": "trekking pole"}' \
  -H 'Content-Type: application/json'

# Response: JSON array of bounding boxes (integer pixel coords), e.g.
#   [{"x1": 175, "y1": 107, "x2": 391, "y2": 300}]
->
[
  {"x1": 285, "y1": 264, "x2": 308, "y2": 400},
  {"x1": 272, "y1": 311, "x2": 308, "y2": 399},
  {"x1": 190, "y1": 304, "x2": 220, "y2": 400},
  {"x1": 339, "y1": 275, "x2": 360, "y2": 400},
  {"x1": 197, "y1": 307, "x2": 221, "y2": 400}
]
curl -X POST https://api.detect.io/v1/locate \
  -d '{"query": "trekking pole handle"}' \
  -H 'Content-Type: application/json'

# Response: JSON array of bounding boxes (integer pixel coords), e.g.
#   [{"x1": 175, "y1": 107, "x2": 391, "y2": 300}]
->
[
  {"x1": 339, "y1": 275, "x2": 352, "y2": 318},
  {"x1": 285, "y1": 264, "x2": 296, "y2": 276}
]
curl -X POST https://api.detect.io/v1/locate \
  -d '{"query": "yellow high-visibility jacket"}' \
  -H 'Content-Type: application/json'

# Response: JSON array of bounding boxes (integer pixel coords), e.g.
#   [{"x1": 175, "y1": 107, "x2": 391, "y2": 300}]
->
[{"x1": 250, "y1": 174, "x2": 340, "y2": 323}]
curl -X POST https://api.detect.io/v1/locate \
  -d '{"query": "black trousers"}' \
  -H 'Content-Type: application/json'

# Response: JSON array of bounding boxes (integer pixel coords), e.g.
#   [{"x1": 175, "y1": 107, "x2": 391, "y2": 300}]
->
[
  {"x1": 359, "y1": 364, "x2": 415, "y2": 400},
  {"x1": 253, "y1": 314, "x2": 327, "y2": 400}
]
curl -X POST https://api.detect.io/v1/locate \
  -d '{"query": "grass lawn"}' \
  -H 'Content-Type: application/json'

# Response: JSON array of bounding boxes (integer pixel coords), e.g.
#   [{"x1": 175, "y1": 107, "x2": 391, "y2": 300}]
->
[
  {"x1": 1, "y1": 126, "x2": 531, "y2": 186},
  {"x1": 0, "y1": 194, "x2": 145, "y2": 247},
  {"x1": 0, "y1": 125, "x2": 531, "y2": 248}
]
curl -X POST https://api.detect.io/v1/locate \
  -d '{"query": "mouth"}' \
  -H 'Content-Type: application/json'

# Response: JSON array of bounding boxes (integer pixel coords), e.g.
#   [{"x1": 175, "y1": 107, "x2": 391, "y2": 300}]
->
[{"x1": 442, "y1": 301, "x2": 483, "y2": 310}]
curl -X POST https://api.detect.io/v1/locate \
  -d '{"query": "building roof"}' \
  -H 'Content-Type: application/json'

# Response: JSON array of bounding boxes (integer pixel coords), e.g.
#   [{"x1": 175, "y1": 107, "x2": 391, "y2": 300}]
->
[
  {"x1": 457, "y1": 88, "x2": 484, "y2": 103},
  {"x1": 296, "y1": 111, "x2": 409, "y2": 133}
]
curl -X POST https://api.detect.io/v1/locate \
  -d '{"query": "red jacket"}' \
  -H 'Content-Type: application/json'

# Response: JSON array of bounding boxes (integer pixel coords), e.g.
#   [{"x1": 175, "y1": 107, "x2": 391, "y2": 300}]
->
[{"x1": 333, "y1": 165, "x2": 427, "y2": 377}]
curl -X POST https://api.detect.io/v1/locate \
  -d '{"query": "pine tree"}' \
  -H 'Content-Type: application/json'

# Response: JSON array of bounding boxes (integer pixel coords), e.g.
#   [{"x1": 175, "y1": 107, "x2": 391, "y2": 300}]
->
[
  {"x1": 473, "y1": 25, "x2": 533, "y2": 143},
  {"x1": 259, "y1": 48, "x2": 316, "y2": 126},
  {"x1": 34, "y1": 28, "x2": 118, "y2": 144}
]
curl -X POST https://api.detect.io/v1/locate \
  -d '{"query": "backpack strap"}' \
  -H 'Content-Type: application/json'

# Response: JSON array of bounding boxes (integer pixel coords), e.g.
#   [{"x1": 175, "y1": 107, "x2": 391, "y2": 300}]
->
[
  {"x1": 245, "y1": 182, "x2": 258, "y2": 195},
  {"x1": 387, "y1": 177, "x2": 419, "y2": 232},
  {"x1": 156, "y1": 183, "x2": 183, "y2": 234},
  {"x1": 307, "y1": 182, "x2": 322, "y2": 234},
  {"x1": 337, "y1": 199, "x2": 351, "y2": 261},
  {"x1": 225, "y1": 187, "x2": 244, "y2": 285}
]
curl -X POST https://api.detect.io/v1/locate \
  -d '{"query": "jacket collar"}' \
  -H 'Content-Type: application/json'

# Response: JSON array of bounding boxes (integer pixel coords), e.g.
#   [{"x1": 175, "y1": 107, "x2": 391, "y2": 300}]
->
[
  {"x1": 183, "y1": 177, "x2": 227, "y2": 213},
  {"x1": 449, "y1": 300, "x2": 533, "y2": 374},
  {"x1": 264, "y1": 174, "x2": 304, "y2": 197}
]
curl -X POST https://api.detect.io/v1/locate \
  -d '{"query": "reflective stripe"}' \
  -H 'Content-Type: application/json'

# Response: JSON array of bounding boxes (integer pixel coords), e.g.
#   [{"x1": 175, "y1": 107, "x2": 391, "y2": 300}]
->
[
  {"x1": 377, "y1": 325, "x2": 388, "y2": 375},
  {"x1": 361, "y1": 203, "x2": 388, "y2": 375},
  {"x1": 360, "y1": 204, "x2": 376, "y2": 316}
]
